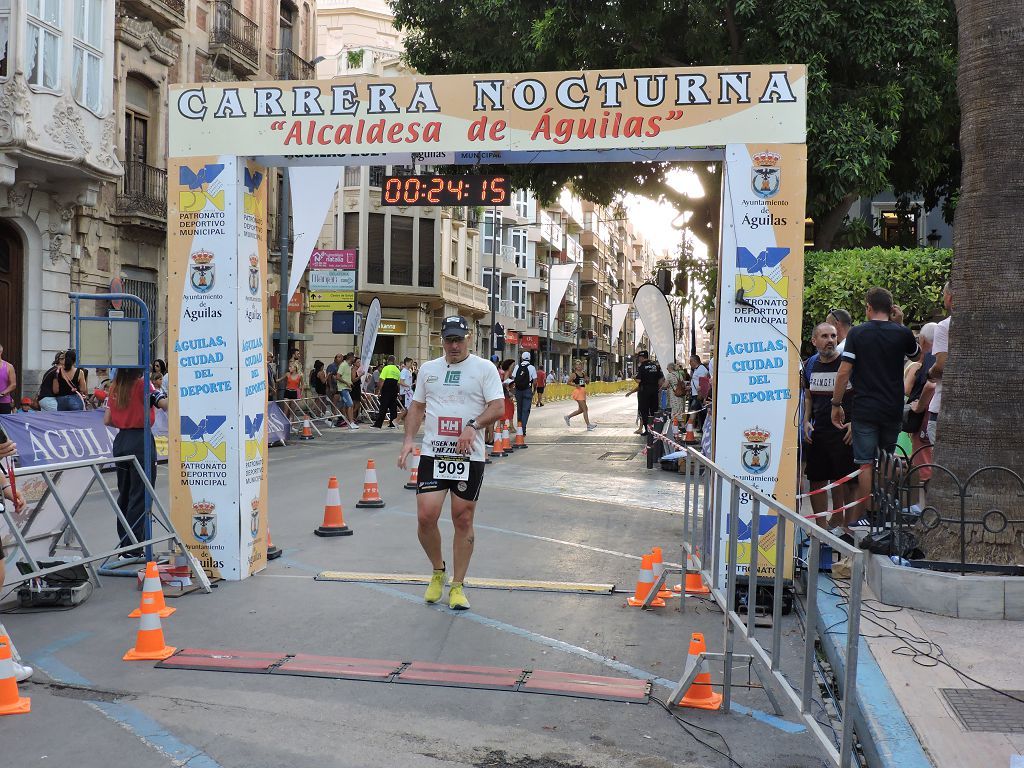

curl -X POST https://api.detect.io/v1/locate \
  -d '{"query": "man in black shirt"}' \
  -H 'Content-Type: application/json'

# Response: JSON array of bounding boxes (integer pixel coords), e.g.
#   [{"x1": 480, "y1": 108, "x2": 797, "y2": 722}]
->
[
  {"x1": 831, "y1": 287, "x2": 920, "y2": 527},
  {"x1": 803, "y1": 323, "x2": 856, "y2": 527},
  {"x1": 631, "y1": 350, "x2": 664, "y2": 436}
]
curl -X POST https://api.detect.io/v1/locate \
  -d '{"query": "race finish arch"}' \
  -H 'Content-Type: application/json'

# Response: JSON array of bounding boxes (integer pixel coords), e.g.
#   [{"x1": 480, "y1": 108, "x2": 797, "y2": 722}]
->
[{"x1": 166, "y1": 66, "x2": 807, "y2": 580}]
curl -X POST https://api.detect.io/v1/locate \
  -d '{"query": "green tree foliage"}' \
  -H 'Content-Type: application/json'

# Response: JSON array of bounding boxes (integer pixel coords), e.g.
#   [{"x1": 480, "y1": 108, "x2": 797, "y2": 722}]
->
[
  {"x1": 802, "y1": 247, "x2": 952, "y2": 341},
  {"x1": 391, "y1": 0, "x2": 959, "y2": 250}
]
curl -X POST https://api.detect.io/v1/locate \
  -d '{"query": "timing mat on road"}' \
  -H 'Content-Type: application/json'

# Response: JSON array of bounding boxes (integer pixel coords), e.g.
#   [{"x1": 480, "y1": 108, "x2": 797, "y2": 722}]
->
[
  {"x1": 156, "y1": 649, "x2": 650, "y2": 703},
  {"x1": 314, "y1": 571, "x2": 615, "y2": 594}
]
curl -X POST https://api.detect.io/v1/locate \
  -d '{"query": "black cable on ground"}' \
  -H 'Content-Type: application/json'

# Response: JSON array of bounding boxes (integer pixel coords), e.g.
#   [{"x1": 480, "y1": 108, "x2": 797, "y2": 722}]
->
[
  {"x1": 649, "y1": 694, "x2": 749, "y2": 768},
  {"x1": 821, "y1": 575, "x2": 1024, "y2": 706}
]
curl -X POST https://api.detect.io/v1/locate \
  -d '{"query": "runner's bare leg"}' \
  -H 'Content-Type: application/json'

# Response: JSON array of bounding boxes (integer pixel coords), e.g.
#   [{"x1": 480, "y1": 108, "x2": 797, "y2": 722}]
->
[
  {"x1": 416, "y1": 490, "x2": 446, "y2": 570},
  {"x1": 450, "y1": 496, "x2": 476, "y2": 582}
]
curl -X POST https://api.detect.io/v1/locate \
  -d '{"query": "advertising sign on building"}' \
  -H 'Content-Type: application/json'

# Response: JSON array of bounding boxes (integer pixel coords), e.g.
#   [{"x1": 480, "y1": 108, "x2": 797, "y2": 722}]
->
[
  {"x1": 712, "y1": 144, "x2": 806, "y2": 582},
  {"x1": 520, "y1": 334, "x2": 539, "y2": 351},
  {"x1": 310, "y1": 249, "x2": 357, "y2": 270},
  {"x1": 167, "y1": 156, "x2": 269, "y2": 581},
  {"x1": 309, "y1": 290, "x2": 355, "y2": 311}
]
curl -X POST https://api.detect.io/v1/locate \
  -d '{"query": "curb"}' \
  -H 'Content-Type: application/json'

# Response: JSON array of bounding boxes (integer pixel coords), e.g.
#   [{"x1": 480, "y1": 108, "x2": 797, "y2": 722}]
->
[{"x1": 815, "y1": 581, "x2": 933, "y2": 768}]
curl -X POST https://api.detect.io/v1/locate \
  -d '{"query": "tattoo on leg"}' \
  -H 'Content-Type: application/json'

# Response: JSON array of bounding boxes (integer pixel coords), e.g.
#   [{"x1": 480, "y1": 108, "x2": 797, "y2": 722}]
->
[{"x1": 466, "y1": 536, "x2": 474, "y2": 546}]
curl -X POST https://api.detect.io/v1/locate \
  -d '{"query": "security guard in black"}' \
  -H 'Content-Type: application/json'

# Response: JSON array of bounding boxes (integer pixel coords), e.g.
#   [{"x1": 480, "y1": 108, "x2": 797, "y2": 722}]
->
[{"x1": 635, "y1": 351, "x2": 664, "y2": 435}]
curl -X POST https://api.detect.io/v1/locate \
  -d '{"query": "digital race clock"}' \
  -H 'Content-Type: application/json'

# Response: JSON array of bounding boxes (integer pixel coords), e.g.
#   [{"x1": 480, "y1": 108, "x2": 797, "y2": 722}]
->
[{"x1": 380, "y1": 174, "x2": 510, "y2": 206}]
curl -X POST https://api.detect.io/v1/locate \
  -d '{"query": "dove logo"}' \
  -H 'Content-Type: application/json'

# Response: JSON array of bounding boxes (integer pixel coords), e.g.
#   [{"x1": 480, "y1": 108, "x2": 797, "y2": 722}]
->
[
  {"x1": 244, "y1": 413, "x2": 265, "y2": 461},
  {"x1": 243, "y1": 167, "x2": 264, "y2": 218},
  {"x1": 180, "y1": 415, "x2": 228, "y2": 463},
  {"x1": 179, "y1": 164, "x2": 226, "y2": 212},
  {"x1": 735, "y1": 247, "x2": 790, "y2": 299}
]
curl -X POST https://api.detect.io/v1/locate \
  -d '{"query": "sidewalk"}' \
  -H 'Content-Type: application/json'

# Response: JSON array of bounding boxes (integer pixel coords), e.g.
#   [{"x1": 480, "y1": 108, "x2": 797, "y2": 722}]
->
[{"x1": 859, "y1": 581, "x2": 1024, "y2": 768}]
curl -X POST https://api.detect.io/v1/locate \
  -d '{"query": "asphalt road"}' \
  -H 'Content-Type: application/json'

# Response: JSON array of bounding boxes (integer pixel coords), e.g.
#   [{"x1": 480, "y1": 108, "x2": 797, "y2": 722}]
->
[{"x1": 2, "y1": 393, "x2": 828, "y2": 768}]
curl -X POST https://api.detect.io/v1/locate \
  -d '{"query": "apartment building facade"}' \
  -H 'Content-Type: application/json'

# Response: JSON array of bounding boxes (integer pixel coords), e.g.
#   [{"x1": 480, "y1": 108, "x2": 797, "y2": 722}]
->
[{"x1": 0, "y1": 0, "x2": 317, "y2": 394}]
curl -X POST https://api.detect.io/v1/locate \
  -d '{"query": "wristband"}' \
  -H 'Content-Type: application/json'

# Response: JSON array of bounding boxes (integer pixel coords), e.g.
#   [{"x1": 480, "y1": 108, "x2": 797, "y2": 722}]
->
[{"x1": 831, "y1": 401, "x2": 843, "y2": 407}]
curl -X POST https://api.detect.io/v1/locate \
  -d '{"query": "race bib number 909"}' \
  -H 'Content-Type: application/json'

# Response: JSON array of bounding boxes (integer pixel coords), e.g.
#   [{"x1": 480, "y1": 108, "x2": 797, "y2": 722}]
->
[{"x1": 434, "y1": 457, "x2": 469, "y2": 481}]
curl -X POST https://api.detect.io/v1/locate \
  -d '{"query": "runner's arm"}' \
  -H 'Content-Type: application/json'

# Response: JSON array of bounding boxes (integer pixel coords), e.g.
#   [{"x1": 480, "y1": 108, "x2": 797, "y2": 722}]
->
[
  {"x1": 830, "y1": 361, "x2": 853, "y2": 430},
  {"x1": 398, "y1": 399, "x2": 426, "y2": 468}
]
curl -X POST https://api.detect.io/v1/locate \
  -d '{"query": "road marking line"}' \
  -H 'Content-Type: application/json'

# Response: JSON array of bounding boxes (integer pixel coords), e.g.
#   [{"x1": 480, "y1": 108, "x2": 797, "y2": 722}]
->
[
  {"x1": 87, "y1": 701, "x2": 226, "y2": 768},
  {"x1": 315, "y1": 571, "x2": 614, "y2": 593}
]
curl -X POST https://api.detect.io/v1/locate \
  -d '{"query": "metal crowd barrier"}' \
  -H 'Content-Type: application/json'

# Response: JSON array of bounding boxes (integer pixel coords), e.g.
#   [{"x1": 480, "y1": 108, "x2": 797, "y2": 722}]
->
[
  {"x1": 276, "y1": 395, "x2": 348, "y2": 434},
  {"x1": 1, "y1": 456, "x2": 211, "y2": 592},
  {"x1": 656, "y1": 445, "x2": 865, "y2": 768}
]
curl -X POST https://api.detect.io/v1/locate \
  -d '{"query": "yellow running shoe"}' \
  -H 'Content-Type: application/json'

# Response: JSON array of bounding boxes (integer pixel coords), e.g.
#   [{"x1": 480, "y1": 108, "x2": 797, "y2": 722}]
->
[
  {"x1": 448, "y1": 582, "x2": 471, "y2": 611},
  {"x1": 424, "y1": 567, "x2": 445, "y2": 604}
]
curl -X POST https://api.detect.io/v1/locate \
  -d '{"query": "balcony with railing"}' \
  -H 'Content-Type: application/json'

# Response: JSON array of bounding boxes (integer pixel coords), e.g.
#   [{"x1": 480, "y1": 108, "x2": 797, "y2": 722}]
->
[
  {"x1": 209, "y1": 0, "x2": 259, "y2": 76},
  {"x1": 115, "y1": 162, "x2": 166, "y2": 225},
  {"x1": 580, "y1": 260, "x2": 602, "y2": 285},
  {"x1": 527, "y1": 311, "x2": 548, "y2": 331},
  {"x1": 274, "y1": 48, "x2": 315, "y2": 80},
  {"x1": 440, "y1": 273, "x2": 489, "y2": 314},
  {"x1": 565, "y1": 236, "x2": 584, "y2": 264},
  {"x1": 119, "y1": 0, "x2": 186, "y2": 30}
]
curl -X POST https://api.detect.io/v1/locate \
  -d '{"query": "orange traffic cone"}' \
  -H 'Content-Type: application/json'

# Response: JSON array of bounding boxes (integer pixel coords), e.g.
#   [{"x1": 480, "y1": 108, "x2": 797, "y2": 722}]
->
[
  {"x1": 627, "y1": 553, "x2": 666, "y2": 607},
  {"x1": 514, "y1": 422, "x2": 527, "y2": 449},
  {"x1": 356, "y1": 459, "x2": 386, "y2": 508},
  {"x1": 404, "y1": 447, "x2": 421, "y2": 490},
  {"x1": 0, "y1": 635, "x2": 30, "y2": 715},
  {"x1": 129, "y1": 562, "x2": 175, "y2": 618},
  {"x1": 677, "y1": 633, "x2": 722, "y2": 711},
  {"x1": 267, "y1": 527, "x2": 282, "y2": 560},
  {"x1": 650, "y1": 547, "x2": 676, "y2": 600},
  {"x1": 489, "y1": 427, "x2": 503, "y2": 460},
  {"x1": 671, "y1": 416, "x2": 680, "y2": 438},
  {"x1": 300, "y1": 418, "x2": 314, "y2": 440},
  {"x1": 314, "y1": 476, "x2": 352, "y2": 536},
  {"x1": 673, "y1": 548, "x2": 710, "y2": 594},
  {"x1": 123, "y1": 593, "x2": 176, "y2": 661},
  {"x1": 501, "y1": 420, "x2": 512, "y2": 456},
  {"x1": 683, "y1": 421, "x2": 697, "y2": 444}
]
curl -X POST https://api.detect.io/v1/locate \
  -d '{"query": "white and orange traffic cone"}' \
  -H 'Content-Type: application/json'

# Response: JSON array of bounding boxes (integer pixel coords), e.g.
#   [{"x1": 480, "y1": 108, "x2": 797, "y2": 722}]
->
[
  {"x1": 123, "y1": 595, "x2": 176, "y2": 661},
  {"x1": 355, "y1": 459, "x2": 386, "y2": 508},
  {"x1": 683, "y1": 421, "x2": 697, "y2": 445},
  {"x1": 300, "y1": 418, "x2": 314, "y2": 440},
  {"x1": 671, "y1": 416, "x2": 680, "y2": 438},
  {"x1": 129, "y1": 562, "x2": 175, "y2": 619},
  {"x1": 627, "y1": 553, "x2": 666, "y2": 607},
  {"x1": 0, "y1": 636, "x2": 30, "y2": 716},
  {"x1": 514, "y1": 422, "x2": 527, "y2": 449},
  {"x1": 266, "y1": 526, "x2": 282, "y2": 560},
  {"x1": 501, "y1": 420, "x2": 512, "y2": 456},
  {"x1": 404, "y1": 447, "x2": 420, "y2": 490},
  {"x1": 314, "y1": 476, "x2": 353, "y2": 536},
  {"x1": 676, "y1": 633, "x2": 722, "y2": 711},
  {"x1": 490, "y1": 425, "x2": 504, "y2": 460},
  {"x1": 650, "y1": 547, "x2": 676, "y2": 600},
  {"x1": 674, "y1": 547, "x2": 711, "y2": 595}
]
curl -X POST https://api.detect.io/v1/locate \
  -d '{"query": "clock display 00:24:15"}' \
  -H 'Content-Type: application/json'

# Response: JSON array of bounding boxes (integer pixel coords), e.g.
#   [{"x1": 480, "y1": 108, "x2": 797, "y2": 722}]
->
[{"x1": 380, "y1": 175, "x2": 510, "y2": 206}]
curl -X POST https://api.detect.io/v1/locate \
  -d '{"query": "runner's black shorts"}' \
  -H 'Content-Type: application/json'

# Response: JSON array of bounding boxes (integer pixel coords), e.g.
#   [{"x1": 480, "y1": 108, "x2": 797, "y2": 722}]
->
[
  {"x1": 805, "y1": 429, "x2": 856, "y2": 482},
  {"x1": 417, "y1": 455, "x2": 485, "y2": 501},
  {"x1": 535, "y1": 386, "x2": 545, "y2": 393}
]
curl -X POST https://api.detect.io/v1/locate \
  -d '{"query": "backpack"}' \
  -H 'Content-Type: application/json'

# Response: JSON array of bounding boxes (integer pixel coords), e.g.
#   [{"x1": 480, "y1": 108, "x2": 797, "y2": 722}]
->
[
  {"x1": 672, "y1": 373, "x2": 686, "y2": 398},
  {"x1": 513, "y1": 363, "x2": 532, "y2": 390}
]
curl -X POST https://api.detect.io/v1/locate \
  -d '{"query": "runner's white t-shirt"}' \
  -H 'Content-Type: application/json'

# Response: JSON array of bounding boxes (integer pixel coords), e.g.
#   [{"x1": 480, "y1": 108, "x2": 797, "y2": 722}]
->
[{"x1": 413, "y1": 353, "x2": 504, "y2": 462}]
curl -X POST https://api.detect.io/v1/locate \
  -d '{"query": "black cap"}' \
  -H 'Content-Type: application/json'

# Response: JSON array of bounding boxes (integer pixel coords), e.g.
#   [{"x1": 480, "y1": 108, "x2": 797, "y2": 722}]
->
[
  {"x1": 637, "y1": 349, "x2": 650, "y2": 358},
  {"x1": 441, "y1": 315, "x2": 469, "y2": 339}
]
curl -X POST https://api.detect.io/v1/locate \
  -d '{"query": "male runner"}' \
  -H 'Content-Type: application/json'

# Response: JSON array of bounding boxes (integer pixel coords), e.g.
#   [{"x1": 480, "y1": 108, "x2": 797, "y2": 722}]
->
[{"x1": 398, "y1": 316, "x2": 505, "y2": 610}]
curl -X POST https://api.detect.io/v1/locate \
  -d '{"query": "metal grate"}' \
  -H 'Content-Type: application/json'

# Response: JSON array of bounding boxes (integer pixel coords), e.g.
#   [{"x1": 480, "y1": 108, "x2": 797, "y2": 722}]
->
[
  {"x1": 941, "y1": 688, "x2": 1024, "y2": 732},
  {"x1": 598, "y1": 451, "x2": 638, "y2": 461}
]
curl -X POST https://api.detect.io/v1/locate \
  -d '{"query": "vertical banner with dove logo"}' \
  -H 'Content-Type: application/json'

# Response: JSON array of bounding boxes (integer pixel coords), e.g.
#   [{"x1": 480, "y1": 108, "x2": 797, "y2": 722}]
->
[
  {"x1": 712, "y1": 144, "x2": 806, "y2": 583},
  {"x1": 168, "y1": 156, "x2": 268, "y2": 580}
]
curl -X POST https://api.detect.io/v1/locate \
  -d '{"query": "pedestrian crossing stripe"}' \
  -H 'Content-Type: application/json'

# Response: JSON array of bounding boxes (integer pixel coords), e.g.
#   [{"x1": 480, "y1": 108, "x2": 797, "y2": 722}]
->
[{"x1": 314, "y1": 571, "x2": 614, "y2": 594}]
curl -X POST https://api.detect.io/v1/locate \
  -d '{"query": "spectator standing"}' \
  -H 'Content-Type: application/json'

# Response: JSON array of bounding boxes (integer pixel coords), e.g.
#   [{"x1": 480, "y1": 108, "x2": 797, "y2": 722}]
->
[
  {"x1": 664, "y1": 362, "x2": 689, "y2": 426},
  {"x1": 826, "y1": 308, "x2": 853, "y2": 354},
  {"x1": 278, "y1": 362, "x2": 302, "y2": 399},
  {"x1": 831, "y1": 288, "x2": 920, "y2": 528},
  {"x1": 337, "y1": 352, "x2": 358, "y2": 429},
  {"x1": 310, "y1": 360, "x2": 328, "y2": 398},
  {"x1": 351, "y1": 357, "x2": 364, "y2": 421},
  {"x1": 689, "y1": 354, "x2": 711, "y2": 431},
  {"x1": 266, "y1": 353, "x2": 277, "y2": 401},
  {"x1": 534, "y1": 367, "x2": 547, "y2": 407},
  {"x1": 373, "y1": 355, "x2": 402, "y2": 428},
  {"x1": 903, "y1": 322, "x2": 937, "y2": 497},
  {"x1": 509, "y1": 352, "x2": 537, "y2": 434},
  {"x1": 399, "y1": 358, "x2": 415, "y2": 411},
  {"x1": 802, "y1": 323, "x2": 857, "y2": 527},
  {"x1": 498, "y1": 359, "x2": 516, "y2": 427},
  {"x1": 628, "y1": 350, "x2": 663, "y2": 436},
  {"x1": 926, "y1": 283, "x2": 952, "y2": 444},
  {"x1": 103, "y1": 367, "x2": 168, "y2": 557},
  {"x1": 326, "y1": 353, "x2": 342, "y2": 410},
  {"x1": 54, "y1": 349, "x2": 88, "y2": 411},
  {"x1": 0, "y1": 344, "x2": 17, "y2": 414}
]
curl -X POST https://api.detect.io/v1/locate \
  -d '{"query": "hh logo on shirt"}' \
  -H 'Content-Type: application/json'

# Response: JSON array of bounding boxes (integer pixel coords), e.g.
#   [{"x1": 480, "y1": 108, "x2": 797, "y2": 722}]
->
[
  {"x1": 438, "y1": 417, "x2": 463, "y2": 436},
  {"x1": 444, "y1": 370, "x2": 462, "y2": 386}
]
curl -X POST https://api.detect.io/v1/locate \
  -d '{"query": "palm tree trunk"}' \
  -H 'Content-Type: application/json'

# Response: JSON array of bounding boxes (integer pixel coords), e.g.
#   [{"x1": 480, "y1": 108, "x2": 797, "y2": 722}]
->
[{"x1": 922, "y1": 0, "x2": 1024, "y2": 564}]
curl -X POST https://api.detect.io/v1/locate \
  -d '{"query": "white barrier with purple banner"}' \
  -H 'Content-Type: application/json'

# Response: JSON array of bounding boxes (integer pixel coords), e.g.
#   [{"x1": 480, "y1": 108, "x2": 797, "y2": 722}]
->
[{"x1": 0, "y1": 402, "x2": 289, "y2": 468}]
